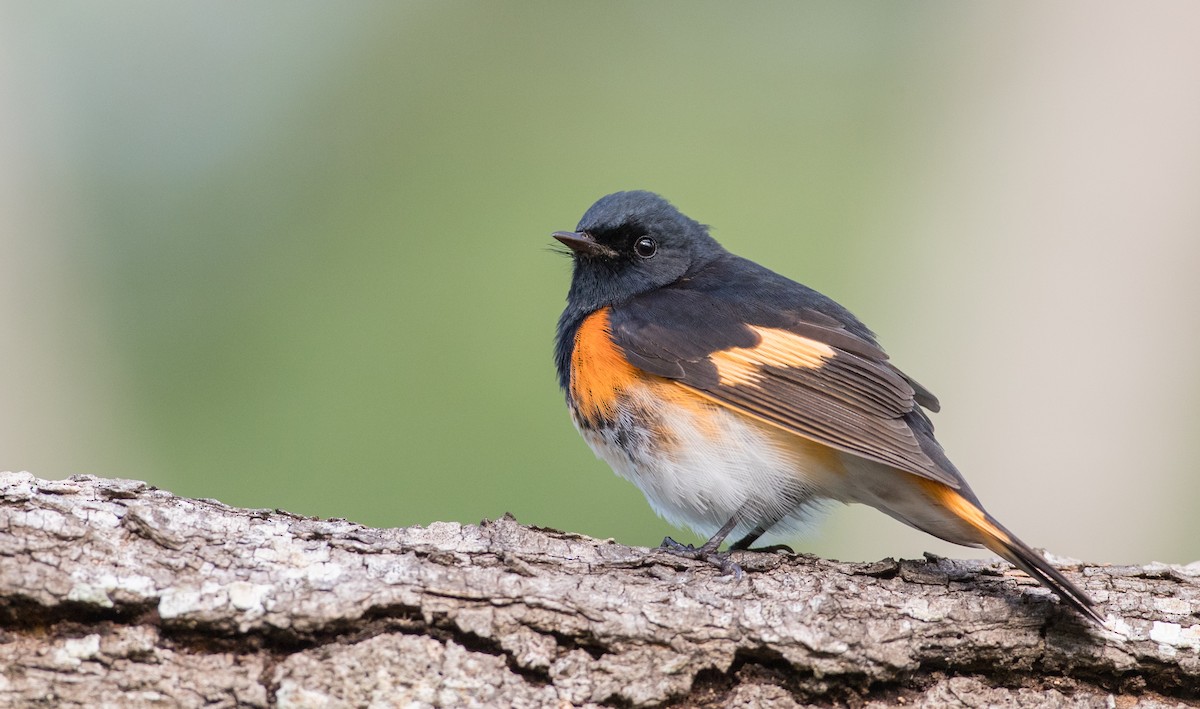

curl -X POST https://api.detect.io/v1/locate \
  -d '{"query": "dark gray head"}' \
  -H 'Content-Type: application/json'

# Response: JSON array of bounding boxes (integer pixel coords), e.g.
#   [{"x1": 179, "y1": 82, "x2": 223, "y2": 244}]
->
[{"x1": 554, "y1": 191, "x2": 725, "y2": 313}]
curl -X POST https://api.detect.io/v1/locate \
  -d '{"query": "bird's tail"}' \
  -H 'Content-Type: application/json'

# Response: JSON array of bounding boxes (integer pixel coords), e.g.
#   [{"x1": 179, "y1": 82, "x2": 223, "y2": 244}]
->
[
  {"x1": 921, "y1": 480, "x2": 1104, "y2": 626},
  {"x1": 978, "y1": 513, "x2": 1104, "y2": 626}
]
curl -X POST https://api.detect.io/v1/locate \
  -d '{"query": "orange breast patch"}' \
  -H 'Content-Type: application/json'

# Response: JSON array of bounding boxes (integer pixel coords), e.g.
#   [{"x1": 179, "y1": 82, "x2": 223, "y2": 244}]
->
[{"x1": 570, "y1": 307, "x2": 643, "y2": 425}]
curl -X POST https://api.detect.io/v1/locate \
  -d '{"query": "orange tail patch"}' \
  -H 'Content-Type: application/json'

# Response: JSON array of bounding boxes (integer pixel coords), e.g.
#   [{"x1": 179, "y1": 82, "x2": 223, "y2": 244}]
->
[
  {"x1": 917, "y1": 478, "x2": 1103, "y2": 626},
  {"x1": 915, "y1": 478, "x2": 1011, "y2": 548}
]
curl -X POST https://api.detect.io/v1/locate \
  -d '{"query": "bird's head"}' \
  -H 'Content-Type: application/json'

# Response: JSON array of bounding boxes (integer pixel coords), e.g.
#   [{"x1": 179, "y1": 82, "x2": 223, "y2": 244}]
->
[{"x1": 554, "y1": 191, "x2": 724, "y2": 312}]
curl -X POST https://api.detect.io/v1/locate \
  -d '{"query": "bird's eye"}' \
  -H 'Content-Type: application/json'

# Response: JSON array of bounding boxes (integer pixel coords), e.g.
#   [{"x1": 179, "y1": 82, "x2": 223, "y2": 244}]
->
[{"x1": 634, "y1": 237, "x2": 657, "y2": 259}]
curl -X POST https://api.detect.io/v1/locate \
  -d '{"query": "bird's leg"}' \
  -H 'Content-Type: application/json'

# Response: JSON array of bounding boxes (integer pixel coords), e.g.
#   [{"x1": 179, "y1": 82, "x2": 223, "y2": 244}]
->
[
  {"x1": 730, "y1": 523, "x2": 794, "y2": 554},
  {"x1": 659, "y1": 515, "x2": 744, "y2": 578},
  {"x1": 728, "y1": 525, "x2": 766, "y2": 551}
]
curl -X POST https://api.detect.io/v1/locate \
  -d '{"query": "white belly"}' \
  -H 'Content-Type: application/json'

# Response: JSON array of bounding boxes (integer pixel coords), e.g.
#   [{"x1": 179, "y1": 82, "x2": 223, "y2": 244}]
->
[{"x1": 574, "y1": 383, "x2": 841, "y2": 544}]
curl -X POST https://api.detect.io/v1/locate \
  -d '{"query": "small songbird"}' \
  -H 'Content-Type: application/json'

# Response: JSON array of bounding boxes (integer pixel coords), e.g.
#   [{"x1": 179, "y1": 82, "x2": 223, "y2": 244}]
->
[{"x1": 553, "y1": 190, "x2": 1102, "y2": 625}]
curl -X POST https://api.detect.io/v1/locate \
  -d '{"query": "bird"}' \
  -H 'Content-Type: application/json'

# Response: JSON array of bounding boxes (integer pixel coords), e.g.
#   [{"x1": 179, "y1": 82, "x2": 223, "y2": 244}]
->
[{"x1": 552, "y1": 190, "x2": 1103, "y2": 626}]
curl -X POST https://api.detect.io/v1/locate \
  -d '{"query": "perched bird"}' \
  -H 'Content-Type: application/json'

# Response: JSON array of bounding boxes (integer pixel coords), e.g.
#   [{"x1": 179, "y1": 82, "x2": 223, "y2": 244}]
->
[{"x1": 553, "y1": 190, "x2": 1102, "y2": 626}]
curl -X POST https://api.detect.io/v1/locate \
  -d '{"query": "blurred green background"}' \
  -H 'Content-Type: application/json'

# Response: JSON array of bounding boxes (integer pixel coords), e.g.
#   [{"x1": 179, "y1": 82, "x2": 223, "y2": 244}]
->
[{"x1": 3, "y1": 3, "x2": 1198, "y2": 565}]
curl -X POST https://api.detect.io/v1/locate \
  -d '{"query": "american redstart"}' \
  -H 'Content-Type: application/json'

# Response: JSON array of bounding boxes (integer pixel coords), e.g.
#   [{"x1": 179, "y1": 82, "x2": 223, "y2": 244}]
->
[{"x1": 553, "y1": 190, "x2": 1102, "y2": 626}]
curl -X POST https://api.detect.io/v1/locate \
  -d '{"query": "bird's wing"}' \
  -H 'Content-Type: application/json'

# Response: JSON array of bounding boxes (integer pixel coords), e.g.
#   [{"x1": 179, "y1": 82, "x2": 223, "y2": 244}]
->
[{"x1": 608, "y1": 283, "x2": 963, "y2": 488}]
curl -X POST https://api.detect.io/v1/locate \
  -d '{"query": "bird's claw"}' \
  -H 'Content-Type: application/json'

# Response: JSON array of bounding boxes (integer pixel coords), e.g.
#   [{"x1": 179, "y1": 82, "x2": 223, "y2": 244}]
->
[{"x1": 657, "y1": 537, "x2": 744, "y2": 579}]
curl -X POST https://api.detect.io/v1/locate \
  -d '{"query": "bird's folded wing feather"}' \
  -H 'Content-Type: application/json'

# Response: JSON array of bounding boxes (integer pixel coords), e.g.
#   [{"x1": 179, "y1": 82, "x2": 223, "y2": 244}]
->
[{"x1": 608, "y1": 287, "x2": 962, "y2": 488}]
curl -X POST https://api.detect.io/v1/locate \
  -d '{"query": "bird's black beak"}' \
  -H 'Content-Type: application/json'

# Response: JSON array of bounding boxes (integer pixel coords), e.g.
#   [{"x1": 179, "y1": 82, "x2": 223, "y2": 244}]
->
[{"x1": 553, "y1": 231, "x2": 618, "y2": 258}]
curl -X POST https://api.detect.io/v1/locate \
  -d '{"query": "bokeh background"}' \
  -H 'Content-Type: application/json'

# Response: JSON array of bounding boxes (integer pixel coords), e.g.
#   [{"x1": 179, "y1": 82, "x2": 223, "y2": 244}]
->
[{"x1": 3, "y1": 2, "x2": 1198, "y2": 565}]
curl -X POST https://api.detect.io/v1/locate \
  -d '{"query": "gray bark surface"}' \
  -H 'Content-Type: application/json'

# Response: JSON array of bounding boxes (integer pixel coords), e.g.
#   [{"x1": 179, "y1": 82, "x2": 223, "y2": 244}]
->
[{"x1": 0, "y1": 471, "x2": 1196, "y2": 708}]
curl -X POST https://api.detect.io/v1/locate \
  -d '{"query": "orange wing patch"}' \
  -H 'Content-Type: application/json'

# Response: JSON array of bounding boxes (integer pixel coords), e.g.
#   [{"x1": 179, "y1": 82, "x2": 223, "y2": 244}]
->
[
  {"x1": 571, "y1": 307, "x2": 642, "y2": 425},
  {"x1": 711, "y1": 326, "x2": 835, "y2": 386}
]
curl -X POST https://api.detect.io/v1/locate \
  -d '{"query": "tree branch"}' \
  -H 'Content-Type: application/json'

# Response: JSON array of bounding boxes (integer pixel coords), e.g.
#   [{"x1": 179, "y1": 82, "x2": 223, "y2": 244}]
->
[{"x1": 1, "y1": 472, "x2": 1196, "y2": 707}]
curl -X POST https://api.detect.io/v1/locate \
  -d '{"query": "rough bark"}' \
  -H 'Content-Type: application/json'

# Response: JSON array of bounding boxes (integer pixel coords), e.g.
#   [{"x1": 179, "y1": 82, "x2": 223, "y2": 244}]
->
[{"x1": 0, "y1": 472, "x2": 1196, "y2": 708}]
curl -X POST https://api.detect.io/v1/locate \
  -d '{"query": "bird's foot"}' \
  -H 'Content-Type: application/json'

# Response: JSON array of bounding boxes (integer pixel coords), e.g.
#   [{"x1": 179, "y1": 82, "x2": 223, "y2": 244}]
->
[
  {"x1": 658, "y1": 536, "x2": 744, "y2": 579},
  {"x1": 735, "y1": 542, "x2": 794, "y2": 554}
]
